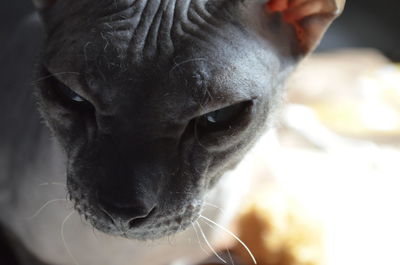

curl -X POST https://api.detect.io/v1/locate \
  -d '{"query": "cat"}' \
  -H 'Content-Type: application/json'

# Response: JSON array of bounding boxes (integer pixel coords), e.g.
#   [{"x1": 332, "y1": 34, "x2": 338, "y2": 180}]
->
[{"x1": 0, "y1": 0, "x2": 344, "y2": 264}]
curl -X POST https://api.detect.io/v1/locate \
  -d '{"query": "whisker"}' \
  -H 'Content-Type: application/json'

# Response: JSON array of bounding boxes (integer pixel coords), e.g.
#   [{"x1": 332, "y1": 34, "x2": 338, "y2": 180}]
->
[
  {"x1": 61, "y1": 211, "x2": 80, "y2": 265},
  {"x1": 191, "y1": 223, "x2": 210, "y2": 256},
  {"x1": 98, "y1": 206, "x2": 115, "y2": 226},
  {"x1": 32, "y1": 72, "x2": 81, "y2": 84},
  {"x1": 227, "y1": 248, "x2": 235, "y2": 265},
  {"x1": 203, "y1": 202, "x2": 227, "y2": 214},
  {"x1": 38, "y1": 182, "x2": 66, "y2": 187},
  {"x1": 26, "y1": 199, "x2": 68, "y2": 220},
  {"x1": 169, "y1": 58, "x2": 206, "y2": 75},
  {"x1": 196, "y1": 221, "x2": 227, "y2": 264},
  {"x1": 201, "y1": 220, "x2": 236, "y2": 265},
  {"x1": 198, "y1": 210, "x2": 237, "y2": 265},
  {"x1": 200, "y1": 215, "x2": 257, "y2": 265}
]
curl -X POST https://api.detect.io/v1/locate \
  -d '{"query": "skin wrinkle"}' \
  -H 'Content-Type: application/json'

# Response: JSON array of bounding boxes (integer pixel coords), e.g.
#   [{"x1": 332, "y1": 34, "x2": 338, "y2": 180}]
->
[
  {"x1": 156, "y1": 0, "x2": 176, "y2": 57},
  {"x1": 181, "y1": 1, "x2": 215, "y2": 46},
  {"x1": 189, "y1": 1, "x2": 222, "y2": 35},
  {"x1": 194, "y1": 1, "x2": 220, "y2": 26},
  {"x1": 187, "y1": 2, "x2": 214, "y2": 39},
  {"x1": 94, "y1": 0, "x2": 140, "y2": 19},
  {"x1": 181, "y1": 1, "x2": 244, "y2": 48},
  {"x1": 128, "y1": 0, "x2": 161, "y2": 61},
  {"x1": 171, "y1": 0, "x2": 194, "y2": 42},
  {"x1": 144, "y1": 1, "x2": 164, "y2": 58}
]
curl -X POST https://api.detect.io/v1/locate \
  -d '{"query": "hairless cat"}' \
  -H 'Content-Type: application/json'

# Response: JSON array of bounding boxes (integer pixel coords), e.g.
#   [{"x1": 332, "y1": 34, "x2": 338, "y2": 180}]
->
[{"x1": 0, "y1": 0, "x2": 344, "y2": 264}]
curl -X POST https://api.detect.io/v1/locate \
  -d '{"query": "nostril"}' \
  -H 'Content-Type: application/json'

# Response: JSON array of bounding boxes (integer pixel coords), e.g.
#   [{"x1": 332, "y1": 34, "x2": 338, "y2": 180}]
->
[
  {"x1": 128, "y1": 206, "x2": 156, "y2": 228},
  {"x1": 98, "y1": 197, "x2": 157, "y2": 229}
]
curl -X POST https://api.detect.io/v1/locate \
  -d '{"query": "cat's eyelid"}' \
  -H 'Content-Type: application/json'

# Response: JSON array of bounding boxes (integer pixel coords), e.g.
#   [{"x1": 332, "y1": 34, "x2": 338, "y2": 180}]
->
[
  {"x1": 43, "y1": 68, "x2": 91, "y2": 103},
  {"x1": 57, "y1": 81, "x2": 88, "y2": 102},
  {"x1": 202, "y1": 99, "x2": 254, "y2": 116}
]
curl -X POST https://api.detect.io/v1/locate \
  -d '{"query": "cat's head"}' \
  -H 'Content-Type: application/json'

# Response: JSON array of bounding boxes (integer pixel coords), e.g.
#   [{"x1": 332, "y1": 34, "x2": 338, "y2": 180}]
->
[{"x1": 34, "y1": 0, "x2": 343, "y2": 239}]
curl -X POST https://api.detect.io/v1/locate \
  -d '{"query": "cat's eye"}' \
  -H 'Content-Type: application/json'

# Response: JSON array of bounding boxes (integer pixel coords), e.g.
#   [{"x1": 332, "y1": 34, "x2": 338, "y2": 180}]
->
[
  {"x1": 196, "y1": 101, "x2": 252, "y2": 132},
  {"x1": 58, "y1": 82, "x2": 86, "y2": 103},
  {"x1": 42, "y1": 69, "x2": 95, "y2": 112},
  {"x1": 53, "y1": 78, "x2": 94, "y2": 111}
]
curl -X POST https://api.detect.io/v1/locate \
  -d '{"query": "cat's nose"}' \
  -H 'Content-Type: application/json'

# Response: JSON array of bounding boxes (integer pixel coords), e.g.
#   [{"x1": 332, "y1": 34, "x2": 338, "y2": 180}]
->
[{"x1": 99, "y1": 198, "x2": 156, "y2": 231}]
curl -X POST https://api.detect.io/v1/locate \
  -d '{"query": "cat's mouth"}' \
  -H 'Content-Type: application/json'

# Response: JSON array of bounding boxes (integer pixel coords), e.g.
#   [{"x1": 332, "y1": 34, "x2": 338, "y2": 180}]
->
[{"x1": 74, "y1": 198, "x2": 203, "y2": 240}]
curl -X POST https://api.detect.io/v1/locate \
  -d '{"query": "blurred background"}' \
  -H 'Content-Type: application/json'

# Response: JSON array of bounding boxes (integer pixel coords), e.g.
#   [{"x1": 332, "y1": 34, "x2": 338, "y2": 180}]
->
[{"x1": 1, "y1": 1, "x2": 399, "y2": 265}]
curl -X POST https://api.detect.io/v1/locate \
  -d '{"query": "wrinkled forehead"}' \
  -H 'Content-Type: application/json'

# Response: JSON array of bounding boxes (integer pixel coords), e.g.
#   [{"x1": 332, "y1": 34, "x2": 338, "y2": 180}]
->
[
  {"x1": 44, "y1": 0, "x2": 244, "y2": 67},
  {"x1": 43, "y1": 0, "x2": 277, "y2": 117}
]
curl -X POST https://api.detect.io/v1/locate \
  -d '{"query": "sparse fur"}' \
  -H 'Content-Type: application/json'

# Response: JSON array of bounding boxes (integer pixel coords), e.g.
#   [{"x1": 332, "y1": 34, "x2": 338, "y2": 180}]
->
[{"x1": 0, "y1": 0, "x2": 343, "y2": 264}]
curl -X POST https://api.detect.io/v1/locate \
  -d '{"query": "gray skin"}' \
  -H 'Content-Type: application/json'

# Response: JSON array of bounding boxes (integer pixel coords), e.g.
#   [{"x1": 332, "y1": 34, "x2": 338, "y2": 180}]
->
[
  {"x1": 35, "y1": 0, "x2": 295, "y2": 239},
  {"x1": 0, "y1": 0, "x2": 338, "y2": 264}
]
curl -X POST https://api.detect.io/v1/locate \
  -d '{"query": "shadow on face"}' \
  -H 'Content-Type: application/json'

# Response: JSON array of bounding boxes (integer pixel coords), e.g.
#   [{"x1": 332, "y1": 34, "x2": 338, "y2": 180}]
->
[{"x1": 34, "y1": 0, "x2": 342, "y2": 239}]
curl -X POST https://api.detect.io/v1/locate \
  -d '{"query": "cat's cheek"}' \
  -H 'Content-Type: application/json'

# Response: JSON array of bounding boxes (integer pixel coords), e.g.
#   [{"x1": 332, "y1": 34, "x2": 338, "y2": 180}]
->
[{"x1": 40, "y1": 115, "x2": 87, "y2": 155}]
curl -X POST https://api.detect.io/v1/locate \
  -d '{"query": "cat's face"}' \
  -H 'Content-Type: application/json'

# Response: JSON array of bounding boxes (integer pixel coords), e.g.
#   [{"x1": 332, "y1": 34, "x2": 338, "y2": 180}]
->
[{"x1": 34, "y1": 0, "x2": 342, "y2": 239}]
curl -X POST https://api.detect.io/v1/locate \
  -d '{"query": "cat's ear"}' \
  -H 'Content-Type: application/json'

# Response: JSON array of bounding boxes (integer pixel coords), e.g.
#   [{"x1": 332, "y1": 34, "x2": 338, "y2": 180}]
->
[
  {"x1": 264, "y1": 0, "x2": 345, "y2": 54},
  {"x1": 32, "y1": 0, "x2": 57, "y2": 10}
]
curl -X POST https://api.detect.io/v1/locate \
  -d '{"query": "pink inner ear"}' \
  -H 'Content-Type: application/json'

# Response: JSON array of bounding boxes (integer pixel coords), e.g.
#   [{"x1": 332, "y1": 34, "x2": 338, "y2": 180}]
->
[
  {"x1": 266, "y1": 0, "x2": 306, "y2": 47},
  {"x1": 264, "y1": 0, "x2": 345, "y2": 52}
]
